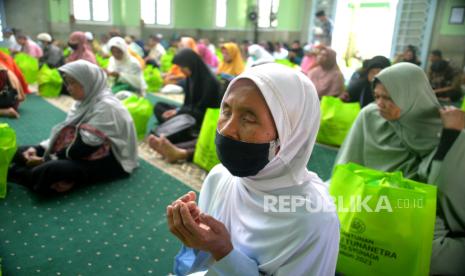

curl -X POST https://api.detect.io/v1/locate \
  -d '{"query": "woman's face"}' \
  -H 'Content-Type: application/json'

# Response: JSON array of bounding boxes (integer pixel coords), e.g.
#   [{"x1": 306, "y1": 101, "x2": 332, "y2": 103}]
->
[
  {"x1": 403, "y1": 50, "x2": 413, "y2": 60},
  {"x1": 218, "y1": 79, "x2": 277, "y2": 143},
  {"x1": 180, "y1": 66, "x2": 191, "y2": 77},
  {"x1": 374, "y1": 83, "x2": 401, "y2": 121},
  {"x1": 64, "y1": 75, "x2": 85, "y2": 101},
  {"x1": 221, "y1": 48, "x2": 232, "y2": 62},
  {"x1": 317, "y1": 49, "x2": 328, "y2": 64},
  {"x1": 367, "y1": 68, "x2": 382, "y2": 82},
  {"x1": 111, "y1": 47, "x2": 124, "y2": 60}
]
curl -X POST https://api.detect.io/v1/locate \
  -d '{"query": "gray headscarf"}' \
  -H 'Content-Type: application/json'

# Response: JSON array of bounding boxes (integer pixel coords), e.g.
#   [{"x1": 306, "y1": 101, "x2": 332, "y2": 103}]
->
[
  {"x1": 335, "y1": 63, "x2": 442, "y2": 180},
  {"x1": 43, "y1": 60, "x2": 138, "y2": 173}
]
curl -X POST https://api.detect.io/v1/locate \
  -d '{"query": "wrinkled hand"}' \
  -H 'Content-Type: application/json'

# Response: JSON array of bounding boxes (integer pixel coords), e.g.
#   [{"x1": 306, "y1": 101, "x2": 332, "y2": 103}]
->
[
  {"x1": 167, "y1": 201, "x2": 233, "y2": 261},
  {"x1": 171, "y1": 191, "x2": 200, "y2": 222},
  {"x1": 23, "y1": 147, "x2": 44, "y2": 167},
  {"x1": 162, "y1": 109, "x2": 177, "y2": 120},
  {"x1": 440, "y1": 106, "x2": 465, "y2": 131}
]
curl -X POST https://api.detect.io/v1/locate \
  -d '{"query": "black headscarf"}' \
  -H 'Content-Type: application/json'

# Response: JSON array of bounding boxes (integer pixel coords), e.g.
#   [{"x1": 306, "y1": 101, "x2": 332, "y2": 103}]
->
[
  {"x1": 172, "y1": 48, "x2": 221, "y2": 125},
  {"x1": 348, "y1": 55, "x2": 391, "y2": 107}
]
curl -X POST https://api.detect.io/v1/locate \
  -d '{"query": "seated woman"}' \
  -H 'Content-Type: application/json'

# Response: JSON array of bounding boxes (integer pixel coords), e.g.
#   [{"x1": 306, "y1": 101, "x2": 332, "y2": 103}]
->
[
  {"x1": 16, "y1": 33, "x2": 43, "y2": 58},
  {"x1": 0, "y1": 51, "x2": 29, "y2": 118},
  {"x1": 394, "y1": 45, "x2": 421, "y2": 66},
  {"x1": 66, "y1": 31, "x2": 97, "y2": 64},
  {"x1": 166, "y1": 63, "x2": 339, "y2": 275},
  {"x1": 0, "y1": 62, "x2": 26, "y2": 118},
  {"x1": 246, "y1": 44, "x2": 275, "y2": 69},
  {"x1": 272, "y1": 41, "x2": 289, "y2": 60},
  {"x1": 8, "y1": 60, "x2": 138, "y2": 194},
  {"x1": 0, "y1": 51, "x2": 30, "y2": 95},
  {"x1": 162, "y1": 36, "x2": 198, "y2": 86},
  {"x1": 307, "y1": 47, "x2": 344, "y2": 98},
  {"x1": 428, "y1": 59, "x2": 462, "y2": 102},
  {"x1": 179, "y1": 37, "x2": 198, "y2": 54},
  {"x1": 148, "y1": 49, "x2": 221, "y2": 162},
  {"x1": 197, "y1": 42, "x2": 218, "y2": 71},
  {"x1": 300, "y1": 44, "x2": 319, "y2": 75},
  {"x1": 106, "y1": 36, "x2": 146, "y2": 95},
  {"x1": 144, "y1": 34, "x2": 166, "y2": 67},
  {"x1": 334, "y1": 63, "x2": 465, "y2": 274},
  {"x1": 340, "y1": 55, "x2": 391, "y2": 107},
  {"x1": 217, "y1": 42, "x2": 245, "y2": 79}
]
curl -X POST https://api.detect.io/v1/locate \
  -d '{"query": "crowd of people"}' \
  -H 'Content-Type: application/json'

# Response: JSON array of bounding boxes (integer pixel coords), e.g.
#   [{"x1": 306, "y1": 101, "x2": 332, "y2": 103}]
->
[{"x1": 1, "y1": 24, "x2": 464, "y2": 275}]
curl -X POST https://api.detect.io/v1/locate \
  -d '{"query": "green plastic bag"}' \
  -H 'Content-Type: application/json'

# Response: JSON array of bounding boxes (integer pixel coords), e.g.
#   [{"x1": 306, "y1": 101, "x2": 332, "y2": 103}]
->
[
  {"x1": 0, "y1": 124, "x2": 17, "y2": 198},
  {"x1": 14, "y1": 53, "x2": 39, "y2": 84},
  {"x1": 193, "y1": 108, "x2": 221, "y2": 171},
  {"x1": 0, "y1": 47, "x2": 10, "y2": 55},
  {"x1": 37, "y1": 64, "x2": 63, "y2": 97},
  {"x1": 160, "y1": 48, "x2": 175, "y2": 73},
  {"x1": 215, "y1": 48, "x2": 223, "y2": 62},
  {"x1": 112, "y1": 82, "x2": 137, "y2": 94},
  {"x1": 317, "y1": 96, "x2": 360, "y2": 146},
  {"x1": 461, "y1": 99, "x2": 465, "y2": 111},
  {"x1": 275, "y1": 59, "x2": 297, "y2": 68},
  {"x1": 122, "y1": 95, "x2": 153, "y2": 140},
  {"x1": 96, "y1": 53, "x2": 109, "y2": 69},
  {"x1": 144, "y1": 65, "x2": 163, "y2": 93},
  {"x1": 63, "y1": 48, "x2": 71, "y2": 58},
  {"x1": 330, "y1": 163, "x2": 437, "y2": 276}
]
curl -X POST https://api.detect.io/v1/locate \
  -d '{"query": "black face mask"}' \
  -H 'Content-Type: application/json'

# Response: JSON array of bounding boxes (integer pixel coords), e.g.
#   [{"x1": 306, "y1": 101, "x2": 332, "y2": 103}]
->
[
  {"x1": 215, "y1": 131, "x2": 278, "y2": 177},
  {"x1": 68, "y1": 42, "x2": 79, "y2": 50}
]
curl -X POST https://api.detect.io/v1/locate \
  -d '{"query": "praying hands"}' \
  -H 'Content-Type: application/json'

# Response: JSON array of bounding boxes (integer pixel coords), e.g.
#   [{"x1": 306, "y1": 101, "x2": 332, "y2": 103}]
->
[{"x1": 166, "y1": 191, "x2": 233, "y2": 261}]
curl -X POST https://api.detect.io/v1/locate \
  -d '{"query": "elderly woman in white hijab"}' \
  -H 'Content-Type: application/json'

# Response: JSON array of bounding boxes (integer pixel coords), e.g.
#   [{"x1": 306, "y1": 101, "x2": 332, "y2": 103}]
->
[
  {"x1": 8, "y1": 60, "x2": 138, "y2": 194},
  {"x1": 246, "y1": 44, "x2": 275, "y2": 69},
  {"x1": 334, "y1": 62, "x2": 465, "y2": 274},
  {"x1": 107, "y1": 36, "x2": 146, "y2": 95},
  {"x1": 166, "y1": 63, "x2": 339, "y2": 275}
]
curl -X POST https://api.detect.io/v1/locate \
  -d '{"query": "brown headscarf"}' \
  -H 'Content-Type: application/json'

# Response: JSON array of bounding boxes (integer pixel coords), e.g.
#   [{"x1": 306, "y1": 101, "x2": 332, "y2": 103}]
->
[{"x1": 307, "y1": 47, "x2": 344, "y2": 97}]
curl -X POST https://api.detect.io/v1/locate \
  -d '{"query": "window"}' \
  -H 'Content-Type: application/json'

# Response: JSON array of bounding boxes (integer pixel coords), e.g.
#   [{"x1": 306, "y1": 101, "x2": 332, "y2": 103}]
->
[
  {"x1": 216, "y1": 0, "x2": 227, "y2": 28},
  {"x1": 258, "y1": 0, "x2": 279, "y2": 28},
  {"x1": 72, "y1": 0, "x2": 110, "y2": 22},
  {"x1": 141, "y1": 0, "x2": 172, "y2": 25}
]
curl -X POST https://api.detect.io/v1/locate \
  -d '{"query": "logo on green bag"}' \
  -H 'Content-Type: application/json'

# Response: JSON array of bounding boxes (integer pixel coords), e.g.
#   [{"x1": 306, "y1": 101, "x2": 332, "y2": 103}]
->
[{"x1": 350, "y1": 218, "x2": 366, "y2": 234}]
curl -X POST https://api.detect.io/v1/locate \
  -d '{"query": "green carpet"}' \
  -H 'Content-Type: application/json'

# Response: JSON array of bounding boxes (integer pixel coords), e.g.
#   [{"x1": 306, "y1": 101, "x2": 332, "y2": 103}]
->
[
  {"x1": 308, "y1": 144, "x2": 338, "y2": 181},
  {"x1": 1, "y1": 95, "x2": 190, "y2": 275}
]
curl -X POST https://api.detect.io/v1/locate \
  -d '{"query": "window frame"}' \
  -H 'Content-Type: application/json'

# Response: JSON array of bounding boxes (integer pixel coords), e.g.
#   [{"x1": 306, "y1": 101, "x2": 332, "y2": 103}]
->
[
  {"x1": 140, "y1": 0, "x2": 174, "y2": 28},
  {"x1": 215, "y1": 0, "x2": 228, "y2": 28},
  {"x1": 71, "y1": 0, "x2": 113, "y2": 25},
  {"x1": 257, "y1": 0, "x2": 279, "y2": 29}
]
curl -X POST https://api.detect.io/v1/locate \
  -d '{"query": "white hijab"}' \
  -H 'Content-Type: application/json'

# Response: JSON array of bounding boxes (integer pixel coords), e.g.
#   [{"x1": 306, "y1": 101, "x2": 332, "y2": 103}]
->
[
  {"x1": 43, "y1": 60, "x2": 139, "y2": 173},
  {"x1": 107, "y1": 36, "x2": 146, "y2": 93},
  {"x1": 246, "y1": 44, "x2": 275, "y2": 69},
  {"x1": 197, "y1": 63, "x2": 339, "y2": 275}
]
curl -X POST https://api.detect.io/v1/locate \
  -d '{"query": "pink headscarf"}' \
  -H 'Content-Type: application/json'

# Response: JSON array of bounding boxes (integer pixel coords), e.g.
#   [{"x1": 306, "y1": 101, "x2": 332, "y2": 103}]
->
[
  {"x1": 197, "y1": 43, "x2": 218, "y2": 68},
  {"x1": 300, "y1": 55, "x2": 316, "y2": 75},
  {"x1": 66, "y1": 32, "x2": 97, "y2": 64}
]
